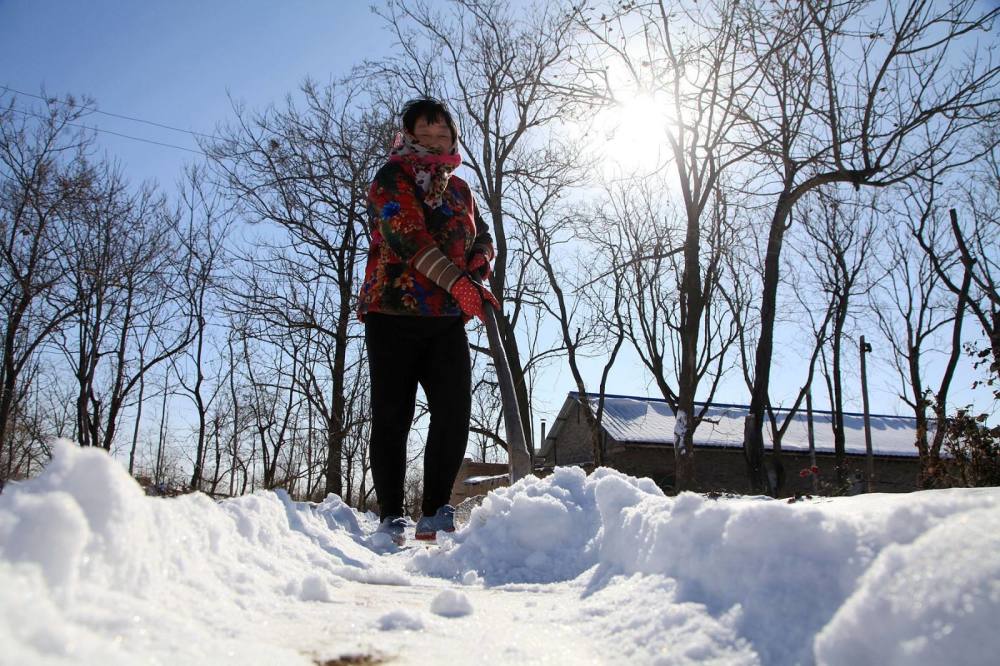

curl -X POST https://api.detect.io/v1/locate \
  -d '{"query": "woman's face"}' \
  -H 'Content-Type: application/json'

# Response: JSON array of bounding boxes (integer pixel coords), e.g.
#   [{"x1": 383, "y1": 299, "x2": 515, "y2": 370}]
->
[{"x1": 412, "y1": 116, "x2": 454, "y2": 153}]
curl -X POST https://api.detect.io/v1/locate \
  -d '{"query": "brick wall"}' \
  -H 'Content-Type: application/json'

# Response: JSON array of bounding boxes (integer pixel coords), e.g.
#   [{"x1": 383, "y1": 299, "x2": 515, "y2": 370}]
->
[
  {"x1": 540, "y1": 403, "x2": 600, "y2": 466},
  {"x1": 450, "y1": 459, "x2": 509, "y2": 505},
  {"x1": 607, "y1": 444, "x2": 919, "y2": 495}
]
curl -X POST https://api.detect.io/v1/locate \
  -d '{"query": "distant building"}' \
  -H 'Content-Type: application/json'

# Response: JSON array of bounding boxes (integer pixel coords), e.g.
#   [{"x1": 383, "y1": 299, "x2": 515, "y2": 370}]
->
[
  {"x1": 450, "y1": 459, "x2": 510, "y2": 506},
  {"x1": 535, "y1": 392, "x2": 926, "y2": 495}
]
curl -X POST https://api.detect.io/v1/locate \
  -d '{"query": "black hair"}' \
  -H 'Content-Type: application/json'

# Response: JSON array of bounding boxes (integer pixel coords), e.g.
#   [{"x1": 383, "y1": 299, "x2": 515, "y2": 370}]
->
[{"x1": 400, "y1": 97, "x2": 458, "y2": 142}]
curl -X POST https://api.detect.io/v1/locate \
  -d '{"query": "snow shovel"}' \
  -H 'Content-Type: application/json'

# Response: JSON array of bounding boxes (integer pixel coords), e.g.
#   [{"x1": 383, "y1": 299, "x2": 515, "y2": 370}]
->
[{"x1": 474, "y1": 281, "x2": 533, "y2": 483}]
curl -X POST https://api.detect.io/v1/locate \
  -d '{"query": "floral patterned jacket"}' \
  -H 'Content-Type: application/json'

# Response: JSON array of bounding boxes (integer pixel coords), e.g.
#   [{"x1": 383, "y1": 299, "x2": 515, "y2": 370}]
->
[{"x1": 357, "y1": 161, "x2": 494, "y2": 319}]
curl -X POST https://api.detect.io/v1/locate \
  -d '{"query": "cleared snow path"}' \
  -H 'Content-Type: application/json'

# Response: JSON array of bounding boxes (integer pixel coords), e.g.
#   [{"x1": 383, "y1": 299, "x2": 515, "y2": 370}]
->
[
  {"x1": 2, "y1": 441, "x2": 999, "y2": 665},
  {"x1": 313, "y1": 575, "x2": 601, "y2": 664}
]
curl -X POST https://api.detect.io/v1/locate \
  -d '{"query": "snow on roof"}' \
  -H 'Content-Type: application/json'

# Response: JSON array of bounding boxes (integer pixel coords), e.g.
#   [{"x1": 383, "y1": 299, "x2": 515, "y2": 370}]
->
[
  {"x1": 546, "y1": 393, "x2": 928, "y2": 458},
  {"x1": 462, "y1": 474, "x2": 510, "y2": 486}
]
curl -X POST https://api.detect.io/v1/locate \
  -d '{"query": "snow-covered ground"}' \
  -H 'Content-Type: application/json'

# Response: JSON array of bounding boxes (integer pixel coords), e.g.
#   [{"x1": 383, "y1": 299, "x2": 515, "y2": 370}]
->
[{"x1": 1, "y1": 442, "x2": 998, "y2": 665}]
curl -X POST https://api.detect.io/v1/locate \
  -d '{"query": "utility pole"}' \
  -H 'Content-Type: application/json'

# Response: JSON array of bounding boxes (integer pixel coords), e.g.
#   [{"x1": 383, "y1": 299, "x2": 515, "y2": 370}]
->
[{"x1": 859, "y1": 335, "x2": 874, "y2": 493}]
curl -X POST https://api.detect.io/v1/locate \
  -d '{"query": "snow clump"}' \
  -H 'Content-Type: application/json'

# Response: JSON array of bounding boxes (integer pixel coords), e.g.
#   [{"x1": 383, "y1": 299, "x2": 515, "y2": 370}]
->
[
  {"x1": 376, "y1": 610, "x2": 425, "y2": 631},
  {"x1": 430, "y1": 589, "x2": 473, "y2": 617}
]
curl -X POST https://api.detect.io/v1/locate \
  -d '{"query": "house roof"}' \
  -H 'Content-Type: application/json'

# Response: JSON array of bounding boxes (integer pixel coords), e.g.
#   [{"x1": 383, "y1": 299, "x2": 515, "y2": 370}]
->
[{"x1": 540, "y1": 393, "x2": 929, "y2": 459}]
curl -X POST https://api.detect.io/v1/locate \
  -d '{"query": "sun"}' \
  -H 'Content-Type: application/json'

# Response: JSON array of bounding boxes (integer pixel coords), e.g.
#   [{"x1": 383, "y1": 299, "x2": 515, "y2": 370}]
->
[{"x1": 587, "y1": 89, "x2": 675, "y2": 176}]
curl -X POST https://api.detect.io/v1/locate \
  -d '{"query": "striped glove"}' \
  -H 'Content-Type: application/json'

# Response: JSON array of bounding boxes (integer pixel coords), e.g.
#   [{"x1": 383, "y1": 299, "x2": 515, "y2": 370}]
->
[{"x1": 413, "y1": 246, "x2": 499, "y2": 322}]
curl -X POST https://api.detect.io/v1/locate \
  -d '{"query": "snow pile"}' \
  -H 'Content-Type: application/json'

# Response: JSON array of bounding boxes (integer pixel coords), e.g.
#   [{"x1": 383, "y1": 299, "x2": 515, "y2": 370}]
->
[
  {"x1": 2, "y1": 441, "x2": 998, "y2": 665},
  {"x1": 0, "y1": 440, "x2": 399, "y2": 665},
  {"x1": 410, "y1": 466, "x2": 664, "y2": 584},
  {"x1": 815, "y1": 505, "x2": 1000, "y2": 665},
  {"x1": 407, "y1": 466, "x2": 1000, "y2": 665}
]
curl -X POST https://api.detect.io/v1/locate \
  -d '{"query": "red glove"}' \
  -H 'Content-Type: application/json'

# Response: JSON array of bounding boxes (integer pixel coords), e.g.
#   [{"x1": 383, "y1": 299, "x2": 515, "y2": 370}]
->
[
  {"x1": 450, "y1": 276, "x2": 500, "y2": 322},
  {"x1": 467, "y1": 252, "x2": 492, "y2": 280}
]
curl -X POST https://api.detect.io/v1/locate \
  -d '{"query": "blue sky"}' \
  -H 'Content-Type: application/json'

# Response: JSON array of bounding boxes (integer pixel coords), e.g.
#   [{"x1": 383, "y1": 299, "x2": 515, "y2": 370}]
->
[
  {"x1": 0, "y1": 0, "x2": 388, "y2": 185},
  {"x1": 1, "y1": 0, "x2": 993, "y2": 431}
]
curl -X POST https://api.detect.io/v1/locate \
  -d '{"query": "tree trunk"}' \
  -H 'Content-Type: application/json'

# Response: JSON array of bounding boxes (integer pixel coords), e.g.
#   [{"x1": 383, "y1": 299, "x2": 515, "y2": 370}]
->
[
  {"x1": 674, "y1": 199, "x2": 705, "y2": 492},
  {"x1": 830, "y1": 298, "x2": 848, "y2": 486},
  {"x1": 0, "y1": 303, "x2": 27, "y2": 450},
  {"x1": 491, "y1": 290, "x2": 533, "y2": 454},
  {"x1": 155, "y1": 378, "x2": 169, "y2": 485},
  {"x1": 128, "y1": 370, "x2": 145, "y2": 475},
  {"x1": 190, "y1": 313, "x2": 208, "y2": 490},
  {"x1": 324, "y1": 288, "x2": 350, "y2": 498},
  {"x1": 991, "y1": 312, "x2": 1000, "y2": 380},
  {"x1": 210, "y1": 419, "x2": 223, "y2": 496},
  {"x1": 745, "y1": 198, "x2": 792, "y2": 495}
]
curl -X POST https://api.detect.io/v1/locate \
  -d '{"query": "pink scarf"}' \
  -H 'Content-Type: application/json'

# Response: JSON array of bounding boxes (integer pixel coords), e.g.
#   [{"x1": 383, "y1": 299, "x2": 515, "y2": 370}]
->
[{"x1": 388, "y1": 131, "x2": 462, "y2": 208}]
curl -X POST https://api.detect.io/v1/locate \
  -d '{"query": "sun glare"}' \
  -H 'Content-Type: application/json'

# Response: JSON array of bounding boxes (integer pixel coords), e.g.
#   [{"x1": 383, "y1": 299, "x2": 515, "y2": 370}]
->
[{"x1": 588, "y1": 89, "x2": 675, "y2": 176}]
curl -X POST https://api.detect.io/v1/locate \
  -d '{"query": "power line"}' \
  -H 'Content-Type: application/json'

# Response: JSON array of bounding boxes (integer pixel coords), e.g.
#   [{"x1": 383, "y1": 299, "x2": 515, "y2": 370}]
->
[
  {"x1": 1, "y1": 84, "x2": 218, "y2": 141},
  {"x1": 7, "y1": 107, "x2": 207, "y2": 156}
]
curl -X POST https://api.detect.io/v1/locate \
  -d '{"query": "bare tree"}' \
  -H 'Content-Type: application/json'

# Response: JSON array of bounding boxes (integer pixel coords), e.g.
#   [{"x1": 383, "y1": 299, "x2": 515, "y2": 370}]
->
[
  {"x1": 61, "y1": 161, "x2": 193, "y2": 451},
  {"x1": 799, "y1": 191, "x2": 880, "y2": 487},
  {"x1": 223, "y1": 327, "x2": 254, "y2": 496},
  {"x1": 740, "y1": 0, "x2": 999, "y2": 494},
  {"x1": 173, "y1": 166, "x2": 232, "y2": 490},
  {"x1": 234, "y1": 330, "x2": 300, "y2": 490},
  {"x1": 0, "y1": 92, "x2": 92, "y2": 476},
  {"x1": 571, "y1": 0, "x2": 764, "y2": 489},
  {"x1": 208, "y1": 80, "x2": 387, "y2": 497},
  {"x1": 2, "y1": 359, "x2": 55, "y2": 482},
  {"x1": 587, "y1": 175, "x2": 741, "y2": 489},
  {"x1": 875, "y1": 191, "x2": 970, "y2": 486},
  {"x1": 515, "y1": 144, "x2": 625, "y2": 467},
  {"x1": 719, "y1": 200, "x2": 839, "y2": 496},
  {"x1": 773, "y1": 268, "x2": 837, "y2": 492},
  {"x1": 913, "y1": 135, "x2": 1000, "y2": 392},
  {"x1": 339, "y1": 366, "x2": 374, "y2": 505}
]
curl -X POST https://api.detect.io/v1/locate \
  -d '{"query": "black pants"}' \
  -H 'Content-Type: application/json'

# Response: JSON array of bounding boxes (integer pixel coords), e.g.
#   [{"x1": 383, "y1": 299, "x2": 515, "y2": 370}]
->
[{"x1": 365, "y1": 313, "x2": 471, "y2": 520}]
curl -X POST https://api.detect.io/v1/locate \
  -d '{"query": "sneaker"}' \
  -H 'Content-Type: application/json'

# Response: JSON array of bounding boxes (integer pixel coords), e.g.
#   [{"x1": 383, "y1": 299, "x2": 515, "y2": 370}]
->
[
  {"x1": 414, "y1": 504, "x2": 456, "y2": 541},
  {"x1": 374, "y1": 516, "x2": 407, "y2": 546}
]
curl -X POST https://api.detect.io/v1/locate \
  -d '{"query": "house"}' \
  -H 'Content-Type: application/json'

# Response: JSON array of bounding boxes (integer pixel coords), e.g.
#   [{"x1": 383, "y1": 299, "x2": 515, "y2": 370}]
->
[
  {"x1": 450, "y1": 459, "x2": 510, "y2": 506},
  {"x1": 535, "y1": 392, "x2": 927, "y2": 495}
]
